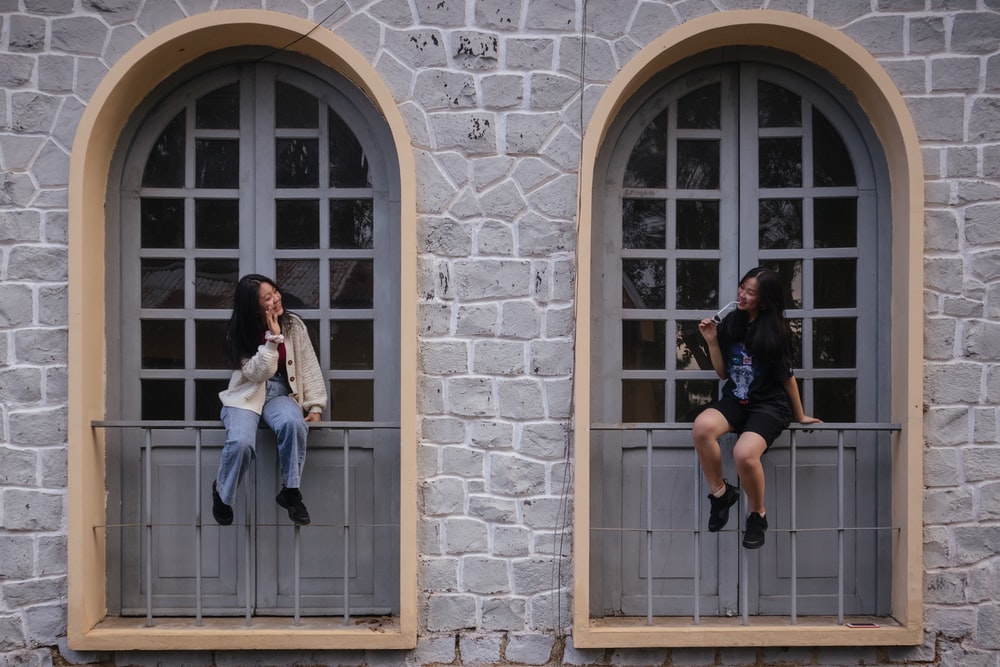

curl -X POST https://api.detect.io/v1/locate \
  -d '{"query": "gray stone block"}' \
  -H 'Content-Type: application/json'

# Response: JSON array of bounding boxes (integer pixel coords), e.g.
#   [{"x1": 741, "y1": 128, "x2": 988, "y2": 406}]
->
[
  {"x1": 454, "y1": 259, "x2": 531, "y2": 300},
  {"x1": 0, "y1": 55, "x2": 34, "y2": 87},
  {"x1": 421, "y1": 477, "x2": 466, "y2": 515},
  {"x1": 954, "y1": 525, "x2": 1000, "y2": 565},
  {"x1": 0, "y1": 368, "x2": 42, "y2": 405},
  {"x1": 452, "y1": 31, "x2": 500, "y2": 71},
  {"x1": 420, "y1": 416, "x2": 466, "y2": 444},
  {"x1": 480, "y1": 597, "x2": 526, "y2": 631},
  {"x1": 506, "y1": 37, "x2": 554, "y2": 69},
  {"x1": 952, "y1": 12, "x2": 1000, "y2": 53},
  {"x1": 512, "y1": 556, "x2": 569, "y2": 595},
  {"x1": 426, "y1": 594, "x2": 477, "y2": 631},
  {"x1": 420, "y1": 556, "x2": 459, "y2": 591},
  {"x1": 908, "y1": 95, "x2": 966, "y2": 141},
  {"x1": 0, "y1": 285, "x2": 35, "y2": 328},
  {"x1": 970, "y1": 97, "x2": 1000, "y2": 143},
  {"x1": 924, "y1": 487, "x2": 974, "y2": 523},
  {"x1": 522, "y1": 497, "x2": 570, "y2": 529},
  {"x1": 469, "y1": 494, "x2": 517, "y2": 522},
  {"x1": 9, "y1": 15, "x2": 47, "y2": 52},
  {"x1": 477, "y1": 219, "x2": 514, "y2": 255},
  {"x1": 932, "y1": 57, "x2": 982, "y2": 92},
  {"x1": 386, "y1": 28, "x2": 448, "y2": 69},
  {"x1": 445, "y1": 518, "x2": 489, "y2": 554},
  {"x1": 519, "y1": 423, "x2": 568, "y2": 459},
  {"x1": 489, "y1": 452, "x2": 545, "y2": 495},
  {"x1": 963, "y1": 320, "x2": 1000, "y2": 360},
  {"x1": 506, "y1": 633, "x2": 555, "y2": 664},
  {"x1": 441, "y1": 446, "x2": 484, "y2": 478},
  {"x1": 0, "y1": 614, "x2": 27, "y2": 652},
  {"x1": 415, "y1": 0, "x2": 464, "y2": 25},
  {"x1": 2, "y1": 490, "x2": 63, "y2": 531},
  {"x1": 924, "y1": 362, "x2": 982, "y2": 403},
  {"x1": 51, "y1": 17, "x2": 108, "y2": 55},
  {"x1": 13, "y1": 329, "x2": 68, "y2": 365},
  {"x1": 448, "y1": 376, "x2": 495, "y2": 417},
  {"x1": 2, "y1": 576, "x2": 66, "y2": 608},
  {"x1": 473, "y1": 339, "x2": 525, "y2": 376},
  {"x1": 24, "y1": 0, "x2": 73, "y2": 13},
  {"x1": 506, "y1": 112, "x2": 560, "y2": 154},
  {"x1": 498, "y1": 378, "x2": 545, "y2": 419},
  {"x1": 8, "y1": 247, "x2": 67, "y2": 282},
  {"x1": 479, "y1": 180, "x2": 525, "y2": 220},
  {"x1": 462, "y1": 556, "x2": 509, "y2": 594},
  {"x1": 456, "y1": 304, "x2": 499, "y2": 336},
  {"x1": 500, "y1": 300, "x2": 541, "y2": 340},
  {"x1": 458, "y1": 633, "x2": 503, "y2": 663},
  {"x1": 414, "y1": 69, "x2": 477, "y2": 110},
  {"x1": 529, "y1": 339, "x2": 573, "y2": 376},
  {"x1": 420, "y1": 340, "x2": 470, "y2": 375}
]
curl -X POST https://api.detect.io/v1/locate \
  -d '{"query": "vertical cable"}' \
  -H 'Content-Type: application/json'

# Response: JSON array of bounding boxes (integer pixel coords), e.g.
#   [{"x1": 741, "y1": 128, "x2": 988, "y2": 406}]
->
[
  {"x1": 294, "y1": 525, "x2": 301, "y2": 625},
  {"x1": 245, "y1": 462, "x2": 253, "y2": 626}
]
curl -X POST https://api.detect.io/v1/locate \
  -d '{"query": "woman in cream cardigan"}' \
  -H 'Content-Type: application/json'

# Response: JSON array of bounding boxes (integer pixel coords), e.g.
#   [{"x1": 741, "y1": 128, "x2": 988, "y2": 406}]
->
[{"x1": 212, "y1": 274, "x2": 327, "y2": 526}]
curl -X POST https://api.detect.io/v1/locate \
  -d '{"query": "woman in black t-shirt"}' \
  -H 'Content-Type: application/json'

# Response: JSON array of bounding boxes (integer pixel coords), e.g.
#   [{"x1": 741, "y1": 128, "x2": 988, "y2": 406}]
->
[{"x1": 691, "y1": 267, "x2": 821, "y2": 549}]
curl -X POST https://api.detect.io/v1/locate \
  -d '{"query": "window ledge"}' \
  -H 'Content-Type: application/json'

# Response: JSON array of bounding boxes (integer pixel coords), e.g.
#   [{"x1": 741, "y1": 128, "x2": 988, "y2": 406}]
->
[
  {"x1": 73, "y1": 615, "x2": 414, "y2": 651},
  {"x1": 574, "y1": 616, "x2": 921, "y2": 648}
]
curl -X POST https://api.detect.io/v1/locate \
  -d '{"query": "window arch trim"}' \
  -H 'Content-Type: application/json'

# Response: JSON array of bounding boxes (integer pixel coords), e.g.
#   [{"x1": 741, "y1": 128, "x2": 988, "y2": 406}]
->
[
  {"x1": 572, "y1": 9, "x2": 923, "y2": 647},
  {"x1": 67, "y1": 9, "x2": 417, "y2": 650}
]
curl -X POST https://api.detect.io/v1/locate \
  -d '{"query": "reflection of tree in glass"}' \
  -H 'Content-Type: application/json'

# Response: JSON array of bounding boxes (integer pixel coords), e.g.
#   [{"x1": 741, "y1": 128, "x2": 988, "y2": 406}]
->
[
  {"x1": 622, "y1": 260, "x2": 665, "y2": 309},
  {"x1": 676, "y1": 379, "x2": 717, "y2": 422},
  {"x1": 624, "y1": 110, "x2": 667, "y2": 189},
  {"x1": 678, "y1": 83, "x2": 721, "y2": 129},
  {"x1": 758, "y1": 81, "x2": 801, "y2": 128},
  {"x1": 622, "y1": 199, "x2": 666, "y2": 250},
  {"x1": 676, "y1": 260, "x2": 718, "y2": 309},
  {"x1": 675, "y1": 321, "x2": 714, "y2": 371},
  {"x1": 813, "y1": 109, "x2": 856, "y2": 187},
  {"x1": 677, "y1": 140, "x2": 719, "y2": 189},
  {"x1": 759, "y1": 199, "x2": 802, "y2": 250},
  {"x1": 758, "y1": 138, "x2": 801, "y2": 188}
]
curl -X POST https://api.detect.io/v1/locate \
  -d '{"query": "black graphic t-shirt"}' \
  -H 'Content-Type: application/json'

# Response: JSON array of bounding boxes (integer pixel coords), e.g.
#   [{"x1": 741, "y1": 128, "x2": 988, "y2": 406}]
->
[{"x1": 718, "y1": 317, "x2": 794, "y2": 421}]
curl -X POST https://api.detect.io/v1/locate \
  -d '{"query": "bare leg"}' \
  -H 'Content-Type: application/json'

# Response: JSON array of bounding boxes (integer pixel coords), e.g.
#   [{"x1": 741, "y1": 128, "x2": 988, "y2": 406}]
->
[
  {"x1": 733, "y1": 432, "x2": 768, "y2": 514},
  {"x1": 691, "y1": 408, "x2": 732, "y2": 493}
]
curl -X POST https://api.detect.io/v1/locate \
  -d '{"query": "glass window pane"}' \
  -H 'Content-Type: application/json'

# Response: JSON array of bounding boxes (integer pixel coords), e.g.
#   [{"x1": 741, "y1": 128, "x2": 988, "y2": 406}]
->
[
  {"x1": 759, "y1": 138, "x2": 802, "y2": 188},
  {"x1": 142, "y1": 379, "x2": 184, "y2": 420},
  {"x1": 622, "y1": 199, "x2": 666, "y2": 250},
  {"x1": 276, "y1": 259, "x2": 320, "y2": 309},
  {"x1": 329, "y1": 108, "x2": 371, "y2": 188},
  {"x1": 331, "y1": 379, "x2": 373, "y2": 421},
  {"x1": 275, "y1": 81, "x2": 319, "y2": 129},
  {"x1": 142, "y1": 111, "x2": 185, "y2": 188},
  {"x1": 329, "y1": 260, "x2": 373, "y2": 309},
  {"x1": 676, "y1": 320, "x2": 712, "y2": 371},
  {"x1": 624, "y1": 109, "x2": 667, "y2": 189},
  {"x1": 813, "y1": 108, "x2": 856, "y2": 187},
  {"x1": 195, "y1": 199, "x2": 239, "y2": 249},
  {"x1": 141, "y1": 319, "x2": 184, "y2": 369},
  {"x1": 195, "y1": 320, "x2": 228, "y2": 369},
  {"x1": 276, "y1": 199, "x2": 320, "y2": 249},
  {"x1": 301, "y1": 318, "x2": 321, "y2": 357},
  {"x1": 814, "y1": 378, "x2": 856, "y2": 422},
  {"x1": 141, "y1": 258, "x2": 185, "y2": 309},
  {"x1": 815, "y1": 198, "x2": 858, "y2": 248},
  {"x1": 622, "y1": 259, "x2": 665, "y2": 309},
  {"x1": 761, "y1": 259, "x2": 802, "y2": 309},
  {"x1": 676, "y1": 259, "x2": 718, "y2": 309},
  {"x1": 195, "y1": 259, "x2": 239, "y2": 309},
  {"x1": 676, "y1": 379, "x2": 717, "y2": 422},
  {"x1": 815, "y1": 258, "x2": 856, "y2": 308},
  {"x1": 813, "y1": 318, "x2": 857, "y2": 368},
  {"x1": 676, "y1": 200, "x2": 719, "y2": 250},
  {"x1": 195, "y1": 83, "x2": 239, "y2": 130},
  {"x1": 676, "y1": 140, "x2": 719, "y2": 189},
  {"x1": 331, "y1": 320, "x2": 374, "y2": 370},
  {"x1": 622, "y1": 320, "x2": 665, "y2": 370},
  {"x1": 195, "y1": 379, "x2": 229, "y2": 421},
  {"x1": 759, "y1": 199, "x2": 802, "y2": 249},
  {"x1": 622, "y1": 380, "x2": 664, "y2": 422},
  {"x1": 276, "y1": 138, "x2": 319, "y2": 188},
  {"x1": 330, "y1": 199, "x2": 374, "y2": 249},
  {"x1": 758, "y1": 81, "x2": 802, "y2": 128},
  {"x1": 195, "y1": 139, "x2": 239, "y2": 189},
  {"x1": 677, "y1": 83, "x2": 720, "y2": 129},
  {"x1": 788, "y1": 318, "x2": 802, "y2": 368},
  {"x1": 141, "y1": 198, "x2": 184, "y2": 248}
]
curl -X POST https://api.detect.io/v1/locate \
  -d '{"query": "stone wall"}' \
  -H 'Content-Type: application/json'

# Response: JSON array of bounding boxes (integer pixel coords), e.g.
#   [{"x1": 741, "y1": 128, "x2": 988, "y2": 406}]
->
[{"x1": 1, "y1": 0, "x2": 999, "y2": 665}]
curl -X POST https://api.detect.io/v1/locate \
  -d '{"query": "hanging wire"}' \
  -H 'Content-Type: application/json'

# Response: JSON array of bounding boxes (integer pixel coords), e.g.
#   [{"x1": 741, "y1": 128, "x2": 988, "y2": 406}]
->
[{"x1": 254, "y1": 1, "x2": 351, "y2": 63}]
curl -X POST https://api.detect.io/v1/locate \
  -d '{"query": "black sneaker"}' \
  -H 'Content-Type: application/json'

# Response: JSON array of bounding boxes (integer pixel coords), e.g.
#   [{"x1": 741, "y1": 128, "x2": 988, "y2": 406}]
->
[
  {"x1": 743, "y1": 511, "x2": 768, "y2": 549},
  {"x1": 707, "y1": 480, "x2": 740, "y2": 532},
  {"x1": 212, "y1": 481, "x2": 233, "y2": 526},
  {"x1": 276, "y1": 487, "x2": 311, "y2": 525}
]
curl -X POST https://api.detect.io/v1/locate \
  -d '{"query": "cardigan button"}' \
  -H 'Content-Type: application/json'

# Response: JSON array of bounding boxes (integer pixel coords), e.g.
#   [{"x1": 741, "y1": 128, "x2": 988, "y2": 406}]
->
[
  {"x1": 289, "y1": 376, "x2": 295, "y2": 382},
  {"x1": 287, "y1": 359, "x2": 293, "y2": 365}
]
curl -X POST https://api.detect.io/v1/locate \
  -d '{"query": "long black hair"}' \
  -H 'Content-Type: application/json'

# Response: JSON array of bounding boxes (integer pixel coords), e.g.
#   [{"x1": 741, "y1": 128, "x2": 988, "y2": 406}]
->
[
  {"x1": 224, "y1": 274, "x2": 293, "y2": 369},
  {"x1": 718, "y1": 267, "x2": 791, "y2": 364}
]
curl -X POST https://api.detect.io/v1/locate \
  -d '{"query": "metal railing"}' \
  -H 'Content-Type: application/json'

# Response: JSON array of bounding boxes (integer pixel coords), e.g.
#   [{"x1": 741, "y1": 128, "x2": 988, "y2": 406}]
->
[
  {"x1": 590, "y1": 422, "x2": 901, "y2": 626},
  {"x1": 92, "y1": 420, "x2": 400, "y2": 628}
]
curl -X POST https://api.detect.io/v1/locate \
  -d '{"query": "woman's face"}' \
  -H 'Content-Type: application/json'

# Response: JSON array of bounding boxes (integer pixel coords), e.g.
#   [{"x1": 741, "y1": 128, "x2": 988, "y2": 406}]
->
[
  {"x1": 737, "y1": 276, "x2": 761, "y2": 319},
  {"x1": 257, "y1": 282, "x2": 283, "y2": 320}
]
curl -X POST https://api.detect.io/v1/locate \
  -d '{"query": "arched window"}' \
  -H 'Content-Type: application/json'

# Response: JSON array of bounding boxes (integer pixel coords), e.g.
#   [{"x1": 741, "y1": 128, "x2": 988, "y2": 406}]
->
[
  {"x1": 588, "y1": 53, "x2": 893, "y2": 621},
  {"x1": 105, "y1": 55, "x2": 400, "y2": 618}
]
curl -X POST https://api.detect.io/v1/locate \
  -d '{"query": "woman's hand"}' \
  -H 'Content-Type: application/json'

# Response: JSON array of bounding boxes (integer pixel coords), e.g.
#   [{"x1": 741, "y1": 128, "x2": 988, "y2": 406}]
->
[
  {"x1": 698, "y1": 317, "x2": 718, "y2": 343},
  {"x1": 796, "y1": 414, "x2": 822, "y2": 425},
  {"x1": 304, "y1": 412, "x2": 322, "y2": 423},
  {"x1": 264, "y1": 307, "x2": 281, "y2": 336}
]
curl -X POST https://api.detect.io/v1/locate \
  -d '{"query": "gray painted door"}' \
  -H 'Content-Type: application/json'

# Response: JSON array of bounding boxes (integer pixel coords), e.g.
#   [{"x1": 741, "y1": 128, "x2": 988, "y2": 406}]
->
[
  {"x1": 592, "y1": 58, "x2": 890, "y2": 617},
  {"x1": 110, "y1": 59, "x2": 400, "y2": 616}
]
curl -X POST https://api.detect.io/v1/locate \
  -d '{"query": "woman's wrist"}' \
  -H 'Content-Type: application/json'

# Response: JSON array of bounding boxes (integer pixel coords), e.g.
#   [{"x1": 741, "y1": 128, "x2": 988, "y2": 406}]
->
[{"x1": 264, "y1": 330, "x2": 284, "y2": 344}]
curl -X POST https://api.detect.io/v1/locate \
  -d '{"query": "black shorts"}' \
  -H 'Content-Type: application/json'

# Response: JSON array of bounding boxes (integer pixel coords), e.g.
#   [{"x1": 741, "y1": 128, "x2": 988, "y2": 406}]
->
[{"x1": 705, "y1": 395, "x2": 790, "y2": 449}]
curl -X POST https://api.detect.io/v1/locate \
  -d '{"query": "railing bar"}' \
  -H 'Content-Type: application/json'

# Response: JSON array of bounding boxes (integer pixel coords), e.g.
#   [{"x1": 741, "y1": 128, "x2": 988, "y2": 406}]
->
[
  {"x1": 693, "y1": 458, "x2": 700, "y2": 625},
  {"x1": 645, "y1": 429, "x2": 653, "y2": 626},
  {"x1": 343, "y1": 428, "x2": 351, "y2": 626},
  {"x1": 144, "y1": 428, "x2": 153, "y2": 627},
  {"x1": 245, "y1": 466, "x2": 253, "y2": 627},
  {"x1": 790, "y1": 429, "x2": 797, "y2": 625},
  {"x1": 294, "y1": 526, "x2": 301, "y2": 626},
  {"x1": 591, "y1": 422, "x2": 900, "y2": 431},
  {"x1": 93, "y1": 420, "x2": 401, "y2": 429},
  {"x1": 740, "y1": 528, "x2": 748, "y2": 626},
  {"x1": 195, "y1": 428, "x2": 203, "y2": 626},
  {"x1": 838, "y1": 429, "x2": 845, "y2": 625}
]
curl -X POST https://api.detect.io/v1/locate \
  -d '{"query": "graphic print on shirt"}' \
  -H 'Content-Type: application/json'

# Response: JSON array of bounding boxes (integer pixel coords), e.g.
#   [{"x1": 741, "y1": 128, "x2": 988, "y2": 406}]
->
[{"x1": 728, "y1": 342, "x2": 755, "y2": 401}]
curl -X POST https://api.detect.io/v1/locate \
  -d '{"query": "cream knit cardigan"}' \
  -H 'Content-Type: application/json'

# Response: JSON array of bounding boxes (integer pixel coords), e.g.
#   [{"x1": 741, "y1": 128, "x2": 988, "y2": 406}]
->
[{"x1": 218, "y1": 313, "x2": 327, "y2": 416}]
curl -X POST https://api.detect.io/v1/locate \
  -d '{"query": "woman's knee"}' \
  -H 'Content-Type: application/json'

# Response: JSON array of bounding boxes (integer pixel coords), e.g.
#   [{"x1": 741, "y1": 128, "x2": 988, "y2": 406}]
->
[{"x1": 692, "y1": 410, "x2": 726, "y2": 443}]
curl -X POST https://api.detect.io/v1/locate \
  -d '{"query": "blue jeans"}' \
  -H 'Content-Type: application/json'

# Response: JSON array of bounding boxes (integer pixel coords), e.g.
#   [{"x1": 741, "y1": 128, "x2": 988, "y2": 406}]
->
[{"x1": 216, "y1": 375, "x2": 309, "y2": 507}]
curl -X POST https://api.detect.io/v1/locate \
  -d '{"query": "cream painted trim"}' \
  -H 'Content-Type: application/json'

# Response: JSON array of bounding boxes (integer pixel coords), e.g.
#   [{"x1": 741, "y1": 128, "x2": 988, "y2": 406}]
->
[
  {"x1": 67, "y1": 10, "x2": 417, "y2": 650},
  {"x1": 572, "y1": 10, "x2": 923, "y2": 647}
]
